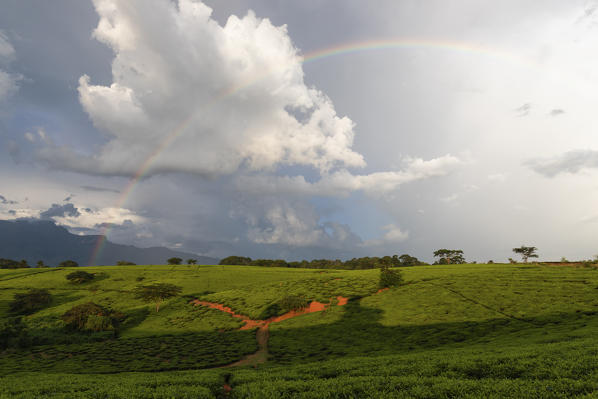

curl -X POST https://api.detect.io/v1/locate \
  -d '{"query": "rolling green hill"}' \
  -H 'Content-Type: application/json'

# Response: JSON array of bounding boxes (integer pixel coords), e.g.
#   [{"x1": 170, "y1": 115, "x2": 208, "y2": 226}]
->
[{"x1": 1, "y1": 263, "x2": 598, "y2": 398}]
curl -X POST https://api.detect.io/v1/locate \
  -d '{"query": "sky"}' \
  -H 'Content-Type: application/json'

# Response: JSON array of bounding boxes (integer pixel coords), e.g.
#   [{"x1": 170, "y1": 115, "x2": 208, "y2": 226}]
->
[{"x1": 2, "y1": 0, "x2": 598, "y2": 263}]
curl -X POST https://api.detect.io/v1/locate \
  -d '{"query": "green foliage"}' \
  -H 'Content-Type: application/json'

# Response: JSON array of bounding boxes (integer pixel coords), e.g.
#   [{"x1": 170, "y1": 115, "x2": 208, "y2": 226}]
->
[
  {"x1": 0, "y1": 258, "x2": 29, "y2": 269},
  {"x1": 378, "y1": 265, "x2": 403, "y2": 288},
  {"x1": 219, "y1": 254, "x2": 426, "y2": 269},
  {"x1": 513, "y1": 245, "x2": 539, "y2": 263},
  {"x1": 9, "y1": 288, "x2": 52, "y2": 315},
  {"x1": 116, "y1": 260, "x2": 136, "y2": 265},
  {"x1": 65, "y1": 270, "x2": 95, "y2": 284},
  {"x1": 35, "y1": 260, "x2": 47, "y2": 268},
  {"x1": 433, "y1": 249, "x2": 465, "y2": 264},
  {"x1": 0, "y1": 317, "x2": 30, "y2": 349},
  {"x1": 186, "y1": 258, "x2": 197, "y2": 265},
  {"x1": 278, "y1": 294, "x2": 309, "y2": 312},
  {"x1": 133, "y1": 283, "x2": 182, "y2": 312},
  {"x1": 219, "y1": 255, "x2": 252, "y2": 265},
  {"x1": 167, "y1": 257, "x2": 182, "y2": 265},
  {"x1": 58, "y1": 260, "x2": 79, "y2": 267},
  {"x1": 61, "y1": 302, "x2": 123, "y2": 332}
]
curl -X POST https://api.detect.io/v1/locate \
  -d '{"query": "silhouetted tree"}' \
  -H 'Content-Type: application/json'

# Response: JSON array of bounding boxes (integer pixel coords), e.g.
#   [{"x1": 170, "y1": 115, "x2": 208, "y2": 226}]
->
[
  {"x1": 59, "y1": 260, "x2": 79, "y2": 267},
  {"x1": 116, "y1": 260, "x2": 136, "y2": 265},
  {"x1": 219, "y1": 256, "x2": 252, "y2": 265},
  {"x1": 186, "y1": 258, "x2": 197, "y2": 265},
  {"x1": 167, "y1": 257, "x2": 182, "y2": 265},
  {"x1": 512, "y1": 246, "x2": 538, "y2": 263}
]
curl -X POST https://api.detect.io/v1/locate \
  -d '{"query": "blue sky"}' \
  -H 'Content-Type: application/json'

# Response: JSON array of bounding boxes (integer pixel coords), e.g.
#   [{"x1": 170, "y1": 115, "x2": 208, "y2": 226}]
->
[{"x1": 2, "y1": 0, "x2": 598, "y2": 263}]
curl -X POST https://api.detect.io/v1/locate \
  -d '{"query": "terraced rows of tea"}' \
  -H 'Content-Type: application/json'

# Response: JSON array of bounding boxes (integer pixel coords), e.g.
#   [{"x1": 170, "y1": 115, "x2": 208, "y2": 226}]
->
[{"x1": 2, "y1": 263, "x2": 598, "y2": 398}]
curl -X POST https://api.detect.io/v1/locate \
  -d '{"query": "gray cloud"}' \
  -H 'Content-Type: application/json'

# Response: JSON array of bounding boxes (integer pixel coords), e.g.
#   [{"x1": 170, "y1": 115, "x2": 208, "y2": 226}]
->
[
  {"x1": 526, "y1": 149, "x2": 598, "y2": 177},
  {"x1": 0, "y1": 194, "x2": 17, "y2": 205},
  {"x1": 81, "y1": 185, "x2": 120, "y2": 193},
  {"x1": 549, "y1": 109, "x2": 565, "y2": 116},
  {"x1": 40, "y1": 203, "x2": 81, "y2": 219}
]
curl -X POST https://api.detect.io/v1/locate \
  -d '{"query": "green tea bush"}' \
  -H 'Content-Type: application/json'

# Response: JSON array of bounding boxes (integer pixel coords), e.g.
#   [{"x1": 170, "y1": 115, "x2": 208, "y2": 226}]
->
[
  {"x1": 9, "y1": 288, "x2": 52, "y2": 315},
  {"x1": 66, "y1": 271, "x2": 95, "y2": 284},
  {"x1": 279, "y1": 294, "x2": 309, "y2": 312},
  {"x1": 379, "y1": 265, "x2": 403, "y2": 288}
]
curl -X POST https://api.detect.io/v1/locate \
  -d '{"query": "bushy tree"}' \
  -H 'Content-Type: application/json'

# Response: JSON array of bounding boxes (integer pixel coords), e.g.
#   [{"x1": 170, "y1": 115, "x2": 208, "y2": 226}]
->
[
  {"x1": 167, "y1": 257, "x2": 182, "y2": 265},
  {"x1": 433, "y1": 249, "x2": 465, "y2": 264},
  {"x1": 66, "y1": 271, "x2": 95, "y2": 284},
  {"x1": 9, "y1": 289, "x2": 52, "y2": 315},
  {"x1": 218, "y1": 256, "x2": 252, "y2": 265},
  {"x1": 379, "y1": 265, "x2": 403, "y2": 288},
  {"x1": 59, "y1": 260, "x2": 79, "y2": 267},
  {"x1": 116, "y1": 260, "x2": 136, "y2": 266},
  {"x1": 36, "y1": 260, "x2": 47, "y2": 268},
  {"x1": 61, "y1": 302, "x2": 124, "y2": 332},
  {"x1": 512, "y1": 246, "x2": 538, "y2": 263},
  {"x1": 186, "y1": 258, "x2": 197, "y2": 265},
  {"x1": 0, "y1": 258, "x2": 29, "y2": 269},
  {"x1": 133, "y1": 283, "x2": 182, "y2": 312}
]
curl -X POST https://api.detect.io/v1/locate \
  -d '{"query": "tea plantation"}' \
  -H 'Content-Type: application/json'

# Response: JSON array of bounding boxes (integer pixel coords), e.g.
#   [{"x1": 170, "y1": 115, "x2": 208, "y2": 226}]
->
[{"x1": 2, "y1": 263, "x2": 598, "y2": 397}]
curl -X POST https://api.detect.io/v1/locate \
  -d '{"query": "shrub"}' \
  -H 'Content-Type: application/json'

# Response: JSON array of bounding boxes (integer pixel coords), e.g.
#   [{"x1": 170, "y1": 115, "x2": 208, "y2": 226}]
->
[
  {"x1": 66, "y1": 271, "x2": 95, "y2": 284},
  {"x1": 279, "y1": 294, "x2": 309, "y2": 312},
  {"x1": 62, "y1": 302, "x2": 124, "y2": 332},
  {"x1": 9, "y1": 289, "x2": 52, "y2": 315},
  {"x1": 379, "y1": 265, "x2": 403, "y2": 289},
  {"x1": 117, "y1": 260, "x2": 136, "y2": 265},
  {"x1": 0, "y1": 317, "x2": 30, "y2": 349}
]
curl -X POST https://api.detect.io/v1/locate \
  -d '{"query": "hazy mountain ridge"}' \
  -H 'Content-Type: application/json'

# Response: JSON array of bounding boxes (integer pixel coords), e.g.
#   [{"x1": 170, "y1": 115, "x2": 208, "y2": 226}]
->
[{"x1": 0, "y1": 220, "x2": 218, "y2": 266}]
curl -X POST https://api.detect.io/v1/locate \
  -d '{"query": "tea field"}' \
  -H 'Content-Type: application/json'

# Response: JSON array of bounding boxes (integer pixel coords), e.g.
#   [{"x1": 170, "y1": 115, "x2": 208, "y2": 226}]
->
[{"x1": 2, "y1": 263, "x2": 598, "y2": 397}]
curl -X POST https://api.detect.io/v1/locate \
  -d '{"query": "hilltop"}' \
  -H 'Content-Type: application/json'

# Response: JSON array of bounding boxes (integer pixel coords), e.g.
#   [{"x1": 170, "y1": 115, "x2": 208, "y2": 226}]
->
[
  {"x1": 1, "y1": 262, "x2": 598, "y2": 397},
  {"x1": 0, "y1": 220, "x2": 218, "y2": 266}
]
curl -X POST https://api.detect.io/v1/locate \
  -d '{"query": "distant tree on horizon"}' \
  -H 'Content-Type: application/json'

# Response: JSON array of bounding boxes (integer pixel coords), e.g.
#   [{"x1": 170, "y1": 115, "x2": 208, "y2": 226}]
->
[
  {"x1": 186, "y1": 258, "x2": 197, "y2": 265},
  {"x1": 58, "y1": 260, "x2": 78, "y2": 268},
  {"x1": 433, "y1": 249, "x2": 465, "y2": 264},
  {"x1": 116, "y1": 260, "x2": 136, "y2": 266},
  {"x1": 167, "y1": 257, "x2": 182, "y2": 265},
  {"x1": 512, "y1": 246, "x2": 538, "y2": 263}
]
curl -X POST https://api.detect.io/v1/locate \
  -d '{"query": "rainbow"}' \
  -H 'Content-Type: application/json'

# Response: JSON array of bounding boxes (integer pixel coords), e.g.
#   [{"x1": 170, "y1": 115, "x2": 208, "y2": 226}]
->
[{"x1": 88, "y1": 38, "x2": 535, "y2": 265}]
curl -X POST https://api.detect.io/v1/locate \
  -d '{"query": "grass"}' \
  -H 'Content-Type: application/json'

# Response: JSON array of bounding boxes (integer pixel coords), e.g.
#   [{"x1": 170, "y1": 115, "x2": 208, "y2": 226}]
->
[{"x1": 1, "y1": 262, "x2": 598, "y2": 397}]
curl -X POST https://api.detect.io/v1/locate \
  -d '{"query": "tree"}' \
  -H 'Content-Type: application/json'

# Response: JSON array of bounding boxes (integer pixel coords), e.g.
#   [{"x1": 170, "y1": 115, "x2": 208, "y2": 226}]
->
[
  {"x1": 167, "y1": 257, "x2": 182, "y2": 265},
  {"x1": 36, "y1": 260, "x2": 47, "y2": 268},
  {"x1": 9, "y1": 289, "x2": 52, "y2": 315},
  {"x1": 133, "y1": 283, "x2": 182, "y2": 312},
  {"x1": 59, "y1": 260, "x2": 79, "y2": 267},
  {"x1": 433, "y1": 249, "x2": 465, "y2": 264},
  {"x1": 62, "y1": 302, "x2": 124, "y2": 332},
  {"x1": 186, "y1": 258, "x2": 197, "y2": 265},
  {"x1": 512, "y1": 246, "x2": 538, "y2": 263},
  {"x1": 66, "y1": 271, "x2": 95, "y2": 284},
  {"x1": 219, "y1": 256, "x2": 252, "y2": 265},
  {"x1": 116, "y1": 260, "x2": 136, "y2": 266},
  {"x1": 379, "y1": 265, "x2": 403, "y2": 288}
]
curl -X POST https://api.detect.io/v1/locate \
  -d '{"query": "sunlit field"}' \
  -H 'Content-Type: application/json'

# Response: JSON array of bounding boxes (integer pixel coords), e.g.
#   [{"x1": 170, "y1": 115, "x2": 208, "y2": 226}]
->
[{"x1": 2, "y1": 263, "x2": 598, "y2": 397}]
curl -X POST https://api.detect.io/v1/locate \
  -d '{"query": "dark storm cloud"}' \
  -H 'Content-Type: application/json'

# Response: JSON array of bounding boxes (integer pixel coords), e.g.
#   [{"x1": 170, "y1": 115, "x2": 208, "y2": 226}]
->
[
  {"x1": 40, "y1": 203, "x2": 81, "y2": 219},
  {"x1": 0, "y1": 194, "x2": 17, "y2": 204},
  {"x1": 526, "y1": 149, "x2": 598, "y2": 177}
]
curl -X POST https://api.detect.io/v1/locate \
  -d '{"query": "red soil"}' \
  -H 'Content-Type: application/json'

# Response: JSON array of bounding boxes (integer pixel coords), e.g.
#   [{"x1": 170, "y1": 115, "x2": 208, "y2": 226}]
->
[
  {"x1": 376, "y1": 288, "x2": 389, "y2": 294},
  {"x1": 191, "y1": 295, "x2": 350, "y2": 368}
]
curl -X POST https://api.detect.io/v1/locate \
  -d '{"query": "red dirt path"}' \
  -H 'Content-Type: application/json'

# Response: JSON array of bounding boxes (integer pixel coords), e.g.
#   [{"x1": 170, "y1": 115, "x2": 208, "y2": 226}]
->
[{"x1": 191, "y1": 296, "x2": 349, "y2": 367}]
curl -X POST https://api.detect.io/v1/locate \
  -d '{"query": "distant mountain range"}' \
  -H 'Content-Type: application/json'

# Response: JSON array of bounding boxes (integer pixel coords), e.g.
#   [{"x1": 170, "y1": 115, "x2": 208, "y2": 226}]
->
[{"x1": 0, "y1": 220, "x2": 219, "y2": 266}]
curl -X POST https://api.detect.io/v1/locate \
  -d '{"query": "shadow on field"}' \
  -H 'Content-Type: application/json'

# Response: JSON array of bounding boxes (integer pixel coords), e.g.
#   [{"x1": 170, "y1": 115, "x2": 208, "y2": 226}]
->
[{"x1": 268, "y1": 299, "x2": 598, "y2": 364}]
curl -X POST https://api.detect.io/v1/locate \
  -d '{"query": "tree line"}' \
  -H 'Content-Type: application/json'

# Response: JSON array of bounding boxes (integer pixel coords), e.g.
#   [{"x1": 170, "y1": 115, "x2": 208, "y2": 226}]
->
[{"x1": 218, "y1": 254, "x2": 427, "y2": 269}]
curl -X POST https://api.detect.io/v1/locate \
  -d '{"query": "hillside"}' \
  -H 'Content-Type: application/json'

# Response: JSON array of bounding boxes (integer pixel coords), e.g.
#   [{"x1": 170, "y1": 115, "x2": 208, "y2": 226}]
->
[
  {"x1": 0, "y1": 220, "x2": 218, "y2": 266},
  {"x1": 1, "y1": 263, "x2": 598, "y2": 397}
]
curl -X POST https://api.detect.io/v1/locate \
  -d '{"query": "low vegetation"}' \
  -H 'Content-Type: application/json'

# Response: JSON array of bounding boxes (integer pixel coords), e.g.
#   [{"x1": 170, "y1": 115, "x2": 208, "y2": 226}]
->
[{"x1": 1, "y1": 262, "x2": 598, "y2": 397}]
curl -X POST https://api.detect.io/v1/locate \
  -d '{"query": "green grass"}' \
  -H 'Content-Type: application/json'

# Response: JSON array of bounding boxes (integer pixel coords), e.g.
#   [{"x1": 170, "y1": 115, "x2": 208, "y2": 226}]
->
[{"x1": 1, "y1": 262, "x2": 598, "y2": 397}]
